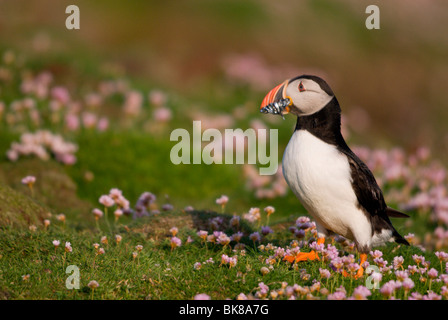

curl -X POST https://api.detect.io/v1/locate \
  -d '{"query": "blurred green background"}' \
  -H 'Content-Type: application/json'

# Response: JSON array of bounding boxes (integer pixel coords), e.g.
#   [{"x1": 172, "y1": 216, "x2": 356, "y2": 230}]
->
[{"x1": 0, "y1": 0, "x2": 447, "y2": 223}]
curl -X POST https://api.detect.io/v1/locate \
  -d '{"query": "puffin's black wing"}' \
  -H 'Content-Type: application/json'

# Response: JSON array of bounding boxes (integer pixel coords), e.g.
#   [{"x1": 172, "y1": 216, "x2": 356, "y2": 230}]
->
[
  {"x1": 338, "y1": 146, "x2": 410, "y2": 245},
  {"x1": 339, "y1": 147, "x2": 387, "y2": 217}
]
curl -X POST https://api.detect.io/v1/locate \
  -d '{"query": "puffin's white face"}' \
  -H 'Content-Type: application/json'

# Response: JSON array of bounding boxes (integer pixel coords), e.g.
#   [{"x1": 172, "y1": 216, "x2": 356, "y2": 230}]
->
[
  {"x1": 260, "y1": 75, "x2": 334, "y2": 117},
  {"x1": 284, "y1": 78, "x2": 334, "y2": 116}
]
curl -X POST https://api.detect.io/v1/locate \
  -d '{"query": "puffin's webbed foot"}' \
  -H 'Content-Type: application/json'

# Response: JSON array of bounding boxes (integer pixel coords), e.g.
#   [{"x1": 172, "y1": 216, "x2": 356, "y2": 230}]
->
[
  {"x1": 342, "y1": 253, "x2": 368, "y2": 279},
  {"x1": 283, "y1": 238, "x2": 325, "y2": 263}
]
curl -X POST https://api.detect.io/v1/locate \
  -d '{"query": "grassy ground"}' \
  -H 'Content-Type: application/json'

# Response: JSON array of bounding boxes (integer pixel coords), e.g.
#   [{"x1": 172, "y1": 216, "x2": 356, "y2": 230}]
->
[{"x1": 0, "y1": 209, "x2": 438, "y2": 300}]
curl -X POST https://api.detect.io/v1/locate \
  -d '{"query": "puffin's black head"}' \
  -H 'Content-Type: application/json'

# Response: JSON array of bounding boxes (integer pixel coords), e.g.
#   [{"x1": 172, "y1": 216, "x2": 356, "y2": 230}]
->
[{"x1": 260, "y1": 75, "x2": 335, "y2": 117}]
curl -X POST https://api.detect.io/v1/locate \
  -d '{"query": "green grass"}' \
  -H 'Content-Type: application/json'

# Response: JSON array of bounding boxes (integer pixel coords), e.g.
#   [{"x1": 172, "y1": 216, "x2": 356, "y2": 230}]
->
[{"x1": 0, "y1": 208, "x2": 441, "y2": 300}]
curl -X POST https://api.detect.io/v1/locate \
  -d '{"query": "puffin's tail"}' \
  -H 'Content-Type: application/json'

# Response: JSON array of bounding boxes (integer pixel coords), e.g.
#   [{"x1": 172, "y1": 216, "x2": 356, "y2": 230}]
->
[
  {"x1": 392, "y1": 229, "x2": 410, "y2": 246},
  {"x1": 386, "y1": 207, "x2": 410, "y2": 218},
  {"x1": 386, "y1": 207, "x2": 410, "y2": 245}
]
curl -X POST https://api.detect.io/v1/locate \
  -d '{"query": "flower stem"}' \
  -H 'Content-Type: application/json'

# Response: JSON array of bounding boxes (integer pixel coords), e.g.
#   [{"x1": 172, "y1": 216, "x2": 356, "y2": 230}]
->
[{"x1": 104, "y1": 207, "x2": 112, "y2": 232}]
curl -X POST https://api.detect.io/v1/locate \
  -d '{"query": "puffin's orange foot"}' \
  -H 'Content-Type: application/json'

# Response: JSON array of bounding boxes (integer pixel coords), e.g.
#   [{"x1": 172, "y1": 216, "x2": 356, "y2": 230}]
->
[
  {"x1": 283, "y1": 250, "x2": 320, "y2": 263},
  {"x1": 342, "y1": 253, "x2": 367, "y2": 279},
  {"x1": 342, "y1": 267, "x2": 364, "y2": 279}
]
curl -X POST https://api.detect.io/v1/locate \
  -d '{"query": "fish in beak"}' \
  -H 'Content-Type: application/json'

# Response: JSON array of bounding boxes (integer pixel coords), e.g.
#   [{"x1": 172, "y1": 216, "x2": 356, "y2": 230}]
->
[{"x1": 260, "y1": 79, "x2": 292, "y2": 119}]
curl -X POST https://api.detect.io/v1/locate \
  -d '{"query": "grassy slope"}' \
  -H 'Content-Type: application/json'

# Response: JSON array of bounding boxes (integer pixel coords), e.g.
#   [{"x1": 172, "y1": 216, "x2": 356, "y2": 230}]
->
[
  {"x1": 0, "y1": 209, "x2": 435, "y2": 300},
  {"x1": 0, "y1": 184, "x2": 48, "y2": 228}
]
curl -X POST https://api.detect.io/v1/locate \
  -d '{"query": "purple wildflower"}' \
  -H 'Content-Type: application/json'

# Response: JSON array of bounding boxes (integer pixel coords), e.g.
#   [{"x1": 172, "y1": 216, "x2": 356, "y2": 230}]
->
[
  {"x1": 231, "y1": 231, "x2": 243, "y2": 243},
  {"x1": 249, "y1": 232, "x2": 261, "y2": 243},
  {"x1": 261, "y1": 226, "x2": 273, "y2": 236}
]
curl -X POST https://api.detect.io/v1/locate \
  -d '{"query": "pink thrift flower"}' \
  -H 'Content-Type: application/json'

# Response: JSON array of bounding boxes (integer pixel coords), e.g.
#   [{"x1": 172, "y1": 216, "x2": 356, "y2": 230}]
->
[
  {"x1": 87, "y1": 280, "x2": 99, "y2": 289},
  {"x1": 264, "y1": 206, "x2": 275, "y2": 216},
  {"x1": 97, "y1": 117, "x2": 109, "y2": 132},
  {"x1": 51, "y1": 86, "x2": 70, "y2": 104},
  {"x1": 148, "y1": 90, "x2": 167, "y2": 106},
  {"x1": 351, "y1": 286, "x2": 371, "y2": 300},
  {"x1": 170, "y1": 237, "x2": 182, "y2": 249},
  {"x1": 92, "y1": 208, "x2": 103, "y2": 220},
  {"x1": 243, "y1": 207, "x2": 261, "y2": 223},
  {"x1": 216, "y1": 234, "x2": 231, "y2": 246},
  {"x1": 395, "y1": 270, "x2": 409, "y2": 281},
  {"x1": 215, "y1": 195, "x2": 229, "y2": 206},
  {"x1": 402, "y1": 278, "x2": 415, "y2": 292},
  {"x1": 109, "y1": 188, "x2": 122, "y2": 199},
  {"x1": 65, "y1": 114, "x2": 80, "y2": 131},
  {"x1": 197, "y1": 230, "x2": 208, "y2": 240},
  {"x1": 435, "y1": 251, "x2": 448, "y2": 262},
  {"x1": 123, "y1": 90, "x2": 143, "y2": 116},
  {"x1": 423, "y1": 292, "x2": 442, "y2": 300},
  {"x1": 115, "y1": 195, "x2": 130, "y2": 210},
  {"x1": 194, "y1": 293, "x2": 211, "y2": 300},
  {"x1": 393, "y1": 256, "x2": 404, "y2": 270},
  {"x1": 371, "y1": 272, "x2": 383, "y2": 284},
  {"x1": 370, "y1": 250, "x2": 383, "y2": 259},
  {"x1": 409, "y1": 292, "x2": 423, "y2": 300},
  {"x1": 428, "y1": 268, "x2": 438, "y2": 279},
  {"x1": 21, "y1": 175, "x2": 36, "y2": 185},
  {"x1": 221, "y1": 254, "x2": 230, "y2": 265},
  {"x1": 327, "y1": 291, "x2": 346, "y2": 300},
  {"x1": 380, "y1": 281, "x2": 396, "y2": 298},
  {"x1": 319, "y1": 268, "x2": 331, "y2": 279},
  {"x1": 162, "y1": 204, "x2": 174, "y2": 211},
  {"x1": 404, "y1": 233, "x2": 416, "y2": 244},
  {"x1": 309, "y1": 241, "x2": 325, "y2": 252},
  {"x1": 99, "y1": 195, "x2": 114, "y2": 207},
  {"x1": 65, "y1": 242, "x2": 73, "y2": 253},
  {"x1": 82, "y1": 112, "x2": 98, "y2": 129},
  {"x1": 153, "y1": 107, "x2": 172, "y2": 122},
  {"x1": 412, "y1": 254, "x2": 424, "y2": 265},
  {"x1": 193, "y1": 262, "x2": 202, "y2": 270},
  {"x1": 170, "y1": 227, "x2": 178, "y2": 236}
]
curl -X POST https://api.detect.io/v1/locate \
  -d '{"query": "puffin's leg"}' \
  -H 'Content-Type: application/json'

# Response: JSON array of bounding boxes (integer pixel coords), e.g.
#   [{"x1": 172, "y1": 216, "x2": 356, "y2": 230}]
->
[
  {"x1": 355, "y1": 253, "x2": 368, "y2": 278},
  {"x1": 284, "y1": 237, "x2": 325, "y2": 263},
  {"x1": 342, "y1": 253, "x2": 368, "y2": 279},
  {"x1": 342, "y1": 226, "x2": 371, "y2": 278}
]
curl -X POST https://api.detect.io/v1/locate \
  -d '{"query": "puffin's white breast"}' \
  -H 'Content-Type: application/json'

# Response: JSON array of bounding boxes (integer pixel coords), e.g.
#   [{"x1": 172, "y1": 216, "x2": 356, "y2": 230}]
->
[{"x1": 282, "y1": 130, "x2": 371, "y2": 241}]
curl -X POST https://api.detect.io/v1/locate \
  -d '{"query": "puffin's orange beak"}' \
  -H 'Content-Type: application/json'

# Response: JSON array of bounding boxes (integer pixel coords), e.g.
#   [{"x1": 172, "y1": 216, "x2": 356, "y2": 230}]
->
[{"x1": 260, "y1": 79, "x2": 291, "y2": 115}]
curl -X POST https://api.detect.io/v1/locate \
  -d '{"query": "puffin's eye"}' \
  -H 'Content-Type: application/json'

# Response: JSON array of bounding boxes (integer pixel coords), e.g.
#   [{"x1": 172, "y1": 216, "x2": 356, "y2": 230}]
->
[{"x1": 298, "y1": 81, "x2": 306, "y2": 92}]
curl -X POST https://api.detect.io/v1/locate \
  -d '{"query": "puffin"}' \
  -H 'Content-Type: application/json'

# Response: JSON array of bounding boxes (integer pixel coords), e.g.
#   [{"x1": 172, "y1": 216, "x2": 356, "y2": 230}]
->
[{"x1": 260, "y1": 75, "x2": 409, "y2": 278}]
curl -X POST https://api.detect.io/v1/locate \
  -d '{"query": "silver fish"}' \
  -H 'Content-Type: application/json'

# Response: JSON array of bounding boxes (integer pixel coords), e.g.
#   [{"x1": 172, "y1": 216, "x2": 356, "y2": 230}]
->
[{"x1": 260, "y1": 97, "x2": 291, "y2": 120}]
